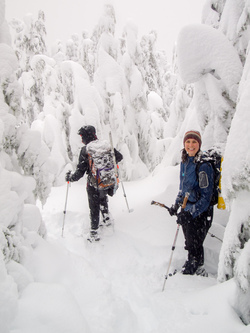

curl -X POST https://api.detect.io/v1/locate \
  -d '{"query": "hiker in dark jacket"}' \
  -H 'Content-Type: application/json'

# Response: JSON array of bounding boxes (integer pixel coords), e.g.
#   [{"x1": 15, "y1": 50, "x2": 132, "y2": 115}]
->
[
  {"x1": 169, "y1": 130, "x2": 214, "y2": 275},
  {"x1": 66, "y1": 125, "x2": 123, "y2": 242}
]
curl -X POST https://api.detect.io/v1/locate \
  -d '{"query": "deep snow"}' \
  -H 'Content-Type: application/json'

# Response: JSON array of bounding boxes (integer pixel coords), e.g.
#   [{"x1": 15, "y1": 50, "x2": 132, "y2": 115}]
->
[{"x1": 9, "y1": 165, "x2": 250, "y2": 333}]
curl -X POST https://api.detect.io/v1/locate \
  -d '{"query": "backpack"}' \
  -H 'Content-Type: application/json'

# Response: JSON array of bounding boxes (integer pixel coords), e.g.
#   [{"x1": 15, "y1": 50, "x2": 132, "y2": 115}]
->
[
  {"x1": 196, "y1": 149, "x2": 222, "y2": 206},
  {"x1": 86, "y1": 139, "x2": 118, "y2": 191}
]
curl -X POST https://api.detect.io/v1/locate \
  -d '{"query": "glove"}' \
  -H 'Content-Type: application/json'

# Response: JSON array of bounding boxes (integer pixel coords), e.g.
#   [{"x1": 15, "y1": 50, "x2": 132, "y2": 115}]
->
[
  {"x1": 168, "y1": 204, "x2": 178, "y2": 216},
  {"x1": 65, "y1": 170, "x2": 72, "y2": 182},
  {"x1": 177, "y1": 210, "x2": 192, "y2": 225}
]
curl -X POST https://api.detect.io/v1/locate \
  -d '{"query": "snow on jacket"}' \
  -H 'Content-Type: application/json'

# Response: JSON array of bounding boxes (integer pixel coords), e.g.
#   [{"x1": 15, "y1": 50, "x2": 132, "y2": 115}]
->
[
  {"x1": 175, "y1": 155, "x2": 214, "y2": 218},
  {"x1": 70, "y1": 142, "x2": 123, "y2": 183}
]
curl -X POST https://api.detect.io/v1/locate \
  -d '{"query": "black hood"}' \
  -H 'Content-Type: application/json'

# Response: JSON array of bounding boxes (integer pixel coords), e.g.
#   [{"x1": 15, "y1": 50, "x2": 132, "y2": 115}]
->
[{"x1": 78, "y1": 125, "x2": 97, "y2": 144}]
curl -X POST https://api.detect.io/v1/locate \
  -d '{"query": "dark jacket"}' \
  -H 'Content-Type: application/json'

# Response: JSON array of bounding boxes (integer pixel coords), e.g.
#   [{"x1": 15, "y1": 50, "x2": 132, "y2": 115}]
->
[
  {"x1": 175, "y1": 155, "x2": 214, "y2": 218},
  {"x1": 70, "y1": 141, "x2": 123, "y2": 184}
]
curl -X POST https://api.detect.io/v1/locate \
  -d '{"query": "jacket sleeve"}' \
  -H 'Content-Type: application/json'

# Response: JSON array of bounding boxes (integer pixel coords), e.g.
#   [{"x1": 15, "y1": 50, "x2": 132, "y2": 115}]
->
[
  {"x1": 187, "y1": 162, "x2": 214, "y2": 218},
  {"x1": 114, "y1": 148, "x2": 123, "y2": 163},
  {"x1": 70, "y1": 147, "x2": 89, "y2": 182}
]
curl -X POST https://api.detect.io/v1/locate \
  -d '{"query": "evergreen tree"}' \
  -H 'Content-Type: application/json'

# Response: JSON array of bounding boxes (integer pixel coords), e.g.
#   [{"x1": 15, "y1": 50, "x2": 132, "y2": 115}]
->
[
  {"x1": 176, "y1": 23, "x2": 242, "y2": 150},
  {"x1": 79, "y1": 31, "x2": 95, "y2": 82},
  {"x1": 202, "y1": 0, "x2": 250, "y2": 324},
  {"x1": 0, "y1": 2, "x2": 48, "y2": 329},
  {"x1": 140, "y1": 30, "x2": 161, "y2": 94},
  {"x1": 10, "y1": 11, "x2": 47, "y2": 73},
  {"x1": 65, "y1": 33, "x2": 80, "y2": 61}
]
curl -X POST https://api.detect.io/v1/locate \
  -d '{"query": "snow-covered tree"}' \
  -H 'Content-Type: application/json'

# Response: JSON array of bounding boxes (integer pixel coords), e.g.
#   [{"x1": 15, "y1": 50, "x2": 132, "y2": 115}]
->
[
  {"x1": 65, "y1": 34, "x2": 80, "y2": 62},
  {"x1": 79, "y1": 31, "x2": 95, "y2": 82},
  {"x1": 0, "y1": 2, "x2": 49, "y2": 331},
  {"x1": 9, "y1": 10, "x2": 47, "y2": 73},
  {"x1": 201, "y1": 0, "x2": 250, "y2": 324},
  {"x1": 140, "y1": 30, "x2": 161, "y2": 94},
  {"x1": 217, "y1": 42, "x2": 250, "y2": 325},
  {"x1": 93, "y1": 10, "x2": 147, "y2": 179},
  {"x1": 176, "y1": 23, "x2": 242, "y2": 150}
]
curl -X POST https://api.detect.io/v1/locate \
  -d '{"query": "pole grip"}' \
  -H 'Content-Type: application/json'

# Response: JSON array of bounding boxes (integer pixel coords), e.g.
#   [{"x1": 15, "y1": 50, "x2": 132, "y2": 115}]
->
[{"x1": 181, "y1": 192, "x2": 190, "y2": 209}]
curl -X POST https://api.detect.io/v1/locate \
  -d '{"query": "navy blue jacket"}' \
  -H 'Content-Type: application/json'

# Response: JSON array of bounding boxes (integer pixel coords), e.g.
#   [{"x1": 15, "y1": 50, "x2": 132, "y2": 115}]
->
[{"x1": 175, "y1": 155, "x2": 214, "y2": 218}]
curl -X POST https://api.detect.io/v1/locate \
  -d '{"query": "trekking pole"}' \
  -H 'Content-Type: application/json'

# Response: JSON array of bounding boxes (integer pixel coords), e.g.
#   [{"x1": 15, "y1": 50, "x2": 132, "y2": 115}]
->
[
  {"x1": 208, "y1": 231, "x2": 223, "y2": 242},
  {"x1": 62, "y1": 181, "x2": 70, "y2": 237},
  {"x1": 109, "y1": 131, "x2": 132, "y2": 213},
  {"x1": 119, "y1": 166, "x2": 132, "y2": 213},
  {"x1": 161, "y1": 192, "x2": 189, "y2": 292}
]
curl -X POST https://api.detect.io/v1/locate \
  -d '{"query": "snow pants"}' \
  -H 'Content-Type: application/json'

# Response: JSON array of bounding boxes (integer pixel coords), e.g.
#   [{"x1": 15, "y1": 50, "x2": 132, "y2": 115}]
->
[
  {"x1": 182, "y1": 206, "x2": 213, "y2": 266},
  {"x1": 87, "y1": 184, "x2": 109, "y2": 230}
]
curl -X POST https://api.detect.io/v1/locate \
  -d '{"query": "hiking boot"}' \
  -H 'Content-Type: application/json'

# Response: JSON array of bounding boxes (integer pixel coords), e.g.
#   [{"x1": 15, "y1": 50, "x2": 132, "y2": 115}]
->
[
  {"x1": 100, "y1": 213, "x2": 113, "y2": 227},
  {"x1": 87, "y1": 229, "x2": 100, "y2": 242},
  {"x1": 100, "y1": 219, "x2": 112, "y2": 227},
  {"x1": 181, "y1": 257, "x2": 199, "y2": 275},
  {"x1": 195, "y1": 265, "x2": 208, "y2": 277},
  {"x1": 103, "y1": 217, "x2": 112, "y2": 227}
]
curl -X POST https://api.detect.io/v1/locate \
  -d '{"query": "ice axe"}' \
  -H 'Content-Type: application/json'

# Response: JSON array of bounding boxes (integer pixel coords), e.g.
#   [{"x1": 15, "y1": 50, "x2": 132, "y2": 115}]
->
[
  {"x1": 151, "y1": 201, "x2": 222, "y2": 242},
  {"x1": 151, "y1": 200, "x2": 171, "y2": 213}
]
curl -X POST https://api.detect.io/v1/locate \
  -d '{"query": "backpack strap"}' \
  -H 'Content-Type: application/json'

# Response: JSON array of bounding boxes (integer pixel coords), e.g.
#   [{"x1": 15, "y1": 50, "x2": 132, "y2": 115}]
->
[{"x1": 195, "y1": 159, "x2": 210, "y2": 189}]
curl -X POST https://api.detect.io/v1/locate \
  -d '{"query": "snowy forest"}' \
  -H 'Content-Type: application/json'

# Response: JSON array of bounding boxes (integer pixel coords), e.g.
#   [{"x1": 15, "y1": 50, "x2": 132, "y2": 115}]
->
[{"x1": 1, "y1": 0, "x2": 250, "y2": 331}]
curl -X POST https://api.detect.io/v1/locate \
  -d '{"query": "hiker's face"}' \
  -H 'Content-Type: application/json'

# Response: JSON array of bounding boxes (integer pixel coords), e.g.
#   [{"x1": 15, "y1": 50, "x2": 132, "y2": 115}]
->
[{"x1": 184, "y1": 139, "x2": 199, "y2": 156}]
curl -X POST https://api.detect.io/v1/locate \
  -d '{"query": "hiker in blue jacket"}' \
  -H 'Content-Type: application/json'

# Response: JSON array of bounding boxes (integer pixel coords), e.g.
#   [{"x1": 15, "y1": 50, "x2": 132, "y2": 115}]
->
[
  {"x1": 169, "y1": 130, "x2": 214, "y2": 275},
  {"x1": 65, "y1": 125, "x2": 123, "y2": 242}
]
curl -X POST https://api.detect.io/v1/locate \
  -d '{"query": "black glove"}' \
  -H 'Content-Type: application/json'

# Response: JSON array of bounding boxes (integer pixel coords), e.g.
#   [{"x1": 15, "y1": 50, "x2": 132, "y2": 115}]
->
[
  {"x1": 168, "y1": 204, "x2": 178, "y2": 216},
  {"x1": 65, "y1": 170, "x2": 72, "y2": 182},
  {"x1": 177, "y1": 210, "x2": 192, "y2": 225}
]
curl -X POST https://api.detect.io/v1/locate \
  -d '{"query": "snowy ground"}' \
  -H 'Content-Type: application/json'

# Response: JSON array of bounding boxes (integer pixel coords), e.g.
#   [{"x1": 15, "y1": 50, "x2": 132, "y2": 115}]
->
[{"x1": 10, "y1": 166, "x2": 250, "y2": 333}]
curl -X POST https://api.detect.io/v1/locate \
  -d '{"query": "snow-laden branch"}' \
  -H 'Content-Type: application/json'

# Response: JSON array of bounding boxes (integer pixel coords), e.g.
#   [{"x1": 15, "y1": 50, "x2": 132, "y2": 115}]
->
[{"x1": 177, "y1": 24, "x2": 242, "y2": 102}]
